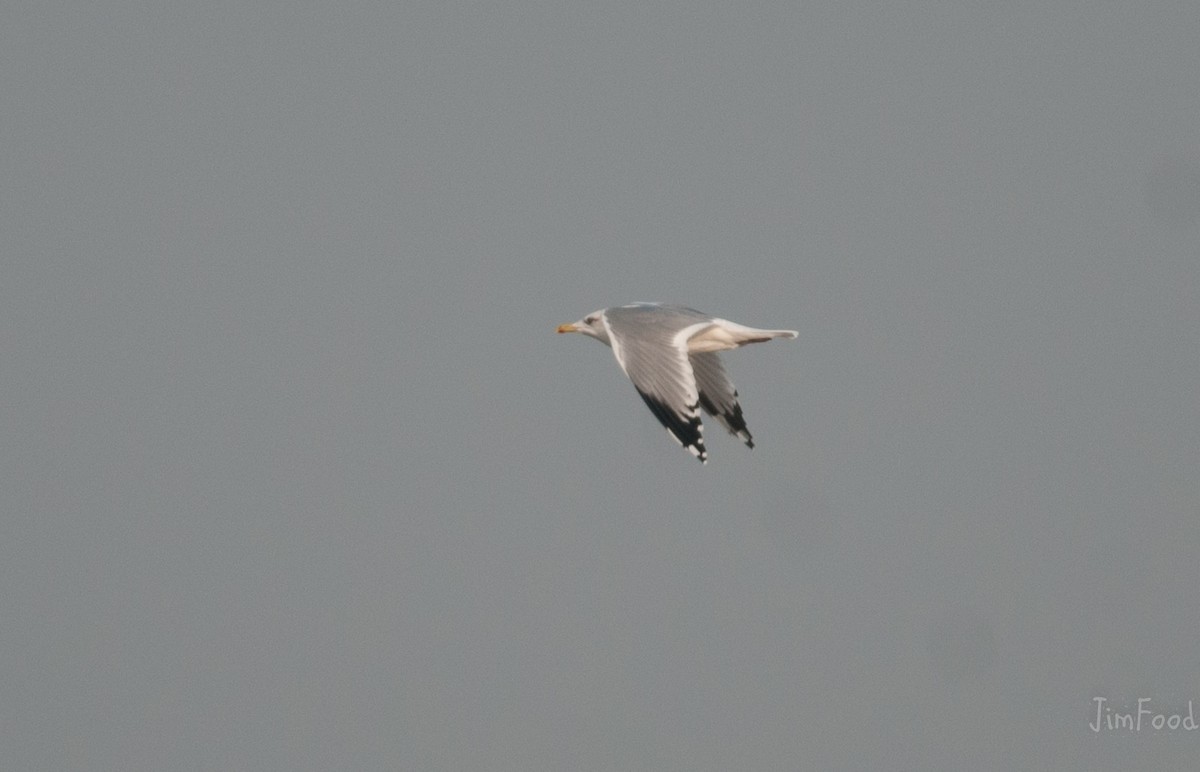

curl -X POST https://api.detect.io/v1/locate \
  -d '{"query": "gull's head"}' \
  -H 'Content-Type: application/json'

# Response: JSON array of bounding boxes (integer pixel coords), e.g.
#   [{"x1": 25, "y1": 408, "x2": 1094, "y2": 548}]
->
[{"x1": 556, "y1": 310, "x2": 610, "y2": 344}]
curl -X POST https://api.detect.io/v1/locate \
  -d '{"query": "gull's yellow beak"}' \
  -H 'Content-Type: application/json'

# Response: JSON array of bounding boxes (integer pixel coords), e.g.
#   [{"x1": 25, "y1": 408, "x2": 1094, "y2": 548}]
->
[{"x1": 557, "y1": 322, "x2": 579, "y2": 334}]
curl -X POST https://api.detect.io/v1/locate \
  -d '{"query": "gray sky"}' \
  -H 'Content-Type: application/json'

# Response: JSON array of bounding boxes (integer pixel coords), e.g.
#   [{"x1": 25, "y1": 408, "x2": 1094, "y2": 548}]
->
[{"x1": 3, "y1": 2, "x2": 1198, "y2": 770}]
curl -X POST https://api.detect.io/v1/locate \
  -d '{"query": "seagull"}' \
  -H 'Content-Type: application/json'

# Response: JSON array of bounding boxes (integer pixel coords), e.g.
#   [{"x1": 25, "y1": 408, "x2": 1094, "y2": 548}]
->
[{"x1": 557, "y1": 303, "x2": 797, "y2": 463}]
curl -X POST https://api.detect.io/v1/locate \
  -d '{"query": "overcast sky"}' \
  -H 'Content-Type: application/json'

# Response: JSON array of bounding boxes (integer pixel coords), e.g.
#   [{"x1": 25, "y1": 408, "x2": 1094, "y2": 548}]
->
[{"x1": 3, "y1": 2, "x2": 1198, "y2": 770}]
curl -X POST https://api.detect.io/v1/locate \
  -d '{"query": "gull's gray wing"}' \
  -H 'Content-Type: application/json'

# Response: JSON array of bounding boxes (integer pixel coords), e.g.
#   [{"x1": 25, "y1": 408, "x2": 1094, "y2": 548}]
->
[
  {"x1": 689, "y1": 352, "x2": 753, "y2": 448},
  {"x1": 602, "y1": 304, "x2": 715, "y2": 462}
]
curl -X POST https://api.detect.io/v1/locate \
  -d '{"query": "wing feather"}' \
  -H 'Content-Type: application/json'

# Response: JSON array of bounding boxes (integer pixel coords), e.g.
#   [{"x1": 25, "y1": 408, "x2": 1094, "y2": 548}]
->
[
  {"x1": 689, "y1": 352, "x2": 753, "y2": 448},
  {"x1": 604, "y1": 307, "x2": 711, "y2": 462}
]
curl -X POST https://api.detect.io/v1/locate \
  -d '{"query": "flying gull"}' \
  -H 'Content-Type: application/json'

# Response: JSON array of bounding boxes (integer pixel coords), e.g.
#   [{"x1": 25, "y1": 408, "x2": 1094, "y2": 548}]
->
[{"x1": 557, "y1": 303, "x2": 797, "y2": 463}]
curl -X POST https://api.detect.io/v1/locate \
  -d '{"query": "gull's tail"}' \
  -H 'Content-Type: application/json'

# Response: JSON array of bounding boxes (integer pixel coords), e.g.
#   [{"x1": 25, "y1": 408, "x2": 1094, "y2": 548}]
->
[{"x1": 687, "y1": 319, "x2": 798, "y2": 353}]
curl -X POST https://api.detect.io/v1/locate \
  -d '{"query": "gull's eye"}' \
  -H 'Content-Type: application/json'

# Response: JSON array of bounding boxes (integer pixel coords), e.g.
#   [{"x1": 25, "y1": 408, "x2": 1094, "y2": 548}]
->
[{"x1": 585, "y1": 316, "x2": 597, "y2": 325}]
